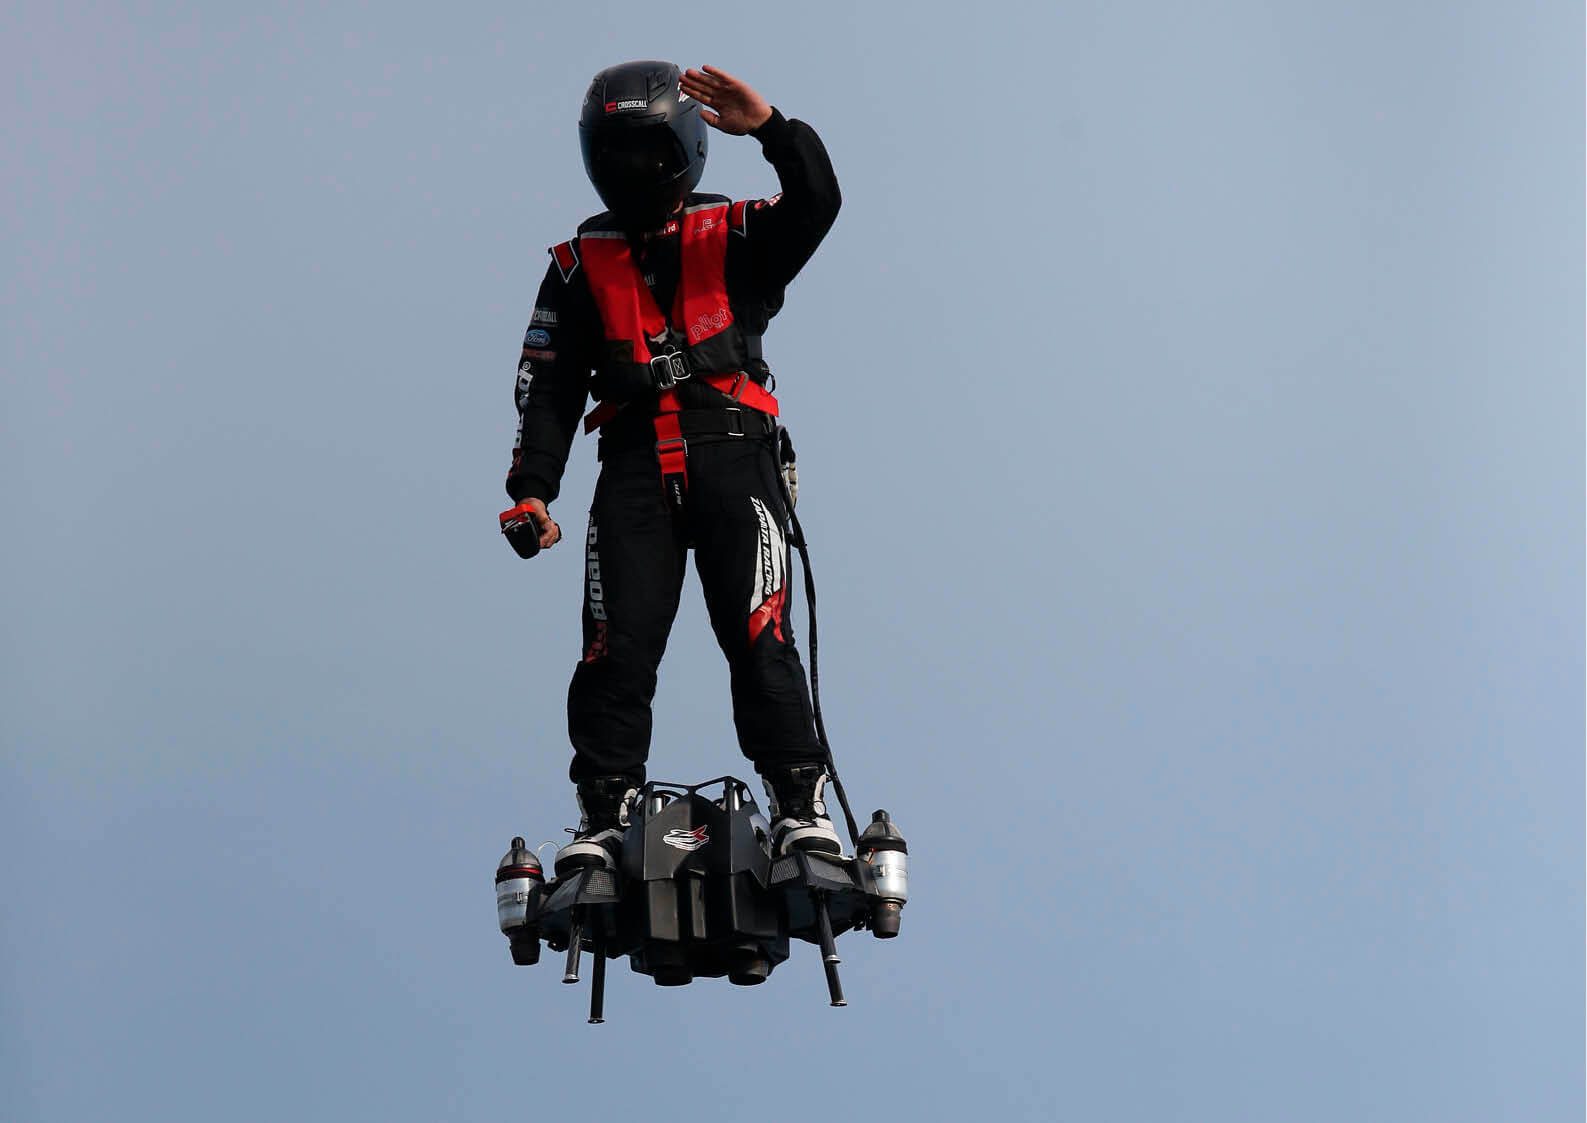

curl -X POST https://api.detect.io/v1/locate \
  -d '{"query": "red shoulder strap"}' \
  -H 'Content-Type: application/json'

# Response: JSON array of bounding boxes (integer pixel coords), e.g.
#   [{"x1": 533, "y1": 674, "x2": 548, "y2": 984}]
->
[
  {"x1": 677, "y1": 203, "x2": 732, "y2": 346},
  {"x1": 581, "y1": 231, "x2": 667, "y2": 361}
]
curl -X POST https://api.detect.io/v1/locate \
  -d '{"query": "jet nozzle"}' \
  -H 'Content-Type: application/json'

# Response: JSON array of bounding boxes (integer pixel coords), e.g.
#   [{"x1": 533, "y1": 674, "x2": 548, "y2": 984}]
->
[{"x1": 858, "y1": 810, "x2": 909, "y2": 939}]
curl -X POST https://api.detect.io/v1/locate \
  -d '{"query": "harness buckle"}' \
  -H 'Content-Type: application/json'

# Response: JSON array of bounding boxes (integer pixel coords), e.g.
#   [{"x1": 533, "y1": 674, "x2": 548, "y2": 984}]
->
[{"x1": 649, "y1": 351, "x2": 691, "y2": 390}]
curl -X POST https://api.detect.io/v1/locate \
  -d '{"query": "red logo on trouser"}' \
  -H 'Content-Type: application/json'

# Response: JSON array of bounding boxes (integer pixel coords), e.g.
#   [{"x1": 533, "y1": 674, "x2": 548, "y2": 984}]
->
[{"x1": 584, "y1": 619, "x2": 608, "y2": 663}]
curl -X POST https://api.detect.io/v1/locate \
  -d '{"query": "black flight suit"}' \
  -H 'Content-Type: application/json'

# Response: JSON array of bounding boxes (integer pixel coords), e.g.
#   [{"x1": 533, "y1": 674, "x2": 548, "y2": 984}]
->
[{"x1": 506, "y1": 108, "x2": 841, "y2": 786}]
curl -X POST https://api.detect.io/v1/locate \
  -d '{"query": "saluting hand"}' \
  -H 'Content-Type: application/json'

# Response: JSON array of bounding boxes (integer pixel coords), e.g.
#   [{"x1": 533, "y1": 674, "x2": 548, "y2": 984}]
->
[{"x1": 681, "y1": 66, "x2": 773, "y2": 135}]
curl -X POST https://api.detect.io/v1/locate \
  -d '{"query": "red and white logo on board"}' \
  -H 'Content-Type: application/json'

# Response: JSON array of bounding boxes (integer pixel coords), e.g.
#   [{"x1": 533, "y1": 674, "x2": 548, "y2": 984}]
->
[{"x1": 663, "y1": 825, "x2": 710, "y2": 852}]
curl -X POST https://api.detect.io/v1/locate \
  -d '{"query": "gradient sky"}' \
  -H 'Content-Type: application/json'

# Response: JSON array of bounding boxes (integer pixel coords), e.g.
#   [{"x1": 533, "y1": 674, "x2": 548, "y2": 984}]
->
[{"x1": 4, "y1": 3, "x2": 1582, "y2": 1121}]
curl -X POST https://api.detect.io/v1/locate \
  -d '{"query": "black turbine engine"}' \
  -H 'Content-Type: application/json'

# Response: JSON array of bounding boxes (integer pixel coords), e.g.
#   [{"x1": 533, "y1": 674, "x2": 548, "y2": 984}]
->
[{"x1": 494, "y1": 777, "x2": 908, "y2": 1023}]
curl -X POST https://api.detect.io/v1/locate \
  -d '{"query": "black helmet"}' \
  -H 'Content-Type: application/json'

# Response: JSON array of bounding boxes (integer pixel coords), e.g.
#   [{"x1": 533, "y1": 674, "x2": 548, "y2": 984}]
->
[{"x1": 578, "y1": 60, "x2": 708, "y2": 231}]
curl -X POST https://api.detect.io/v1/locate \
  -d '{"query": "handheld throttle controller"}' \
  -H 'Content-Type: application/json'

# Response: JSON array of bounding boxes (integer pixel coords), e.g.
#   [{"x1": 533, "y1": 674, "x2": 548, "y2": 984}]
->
[{"x1": 499, "y1": 501, "x2": 543, "y2": 559}]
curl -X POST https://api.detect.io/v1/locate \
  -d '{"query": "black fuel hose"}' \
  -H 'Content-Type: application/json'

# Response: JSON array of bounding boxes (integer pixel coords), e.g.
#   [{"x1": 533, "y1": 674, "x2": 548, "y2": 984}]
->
[{"x1": 775, "y1": 427, "x2": 862, "y2": 848}]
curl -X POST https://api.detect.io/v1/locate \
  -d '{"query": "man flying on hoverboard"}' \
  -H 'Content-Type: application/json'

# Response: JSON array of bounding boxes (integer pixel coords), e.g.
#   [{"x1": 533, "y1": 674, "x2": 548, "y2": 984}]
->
[{"x1": 501, "y1": 62, "x2": 842, "y2": 873}]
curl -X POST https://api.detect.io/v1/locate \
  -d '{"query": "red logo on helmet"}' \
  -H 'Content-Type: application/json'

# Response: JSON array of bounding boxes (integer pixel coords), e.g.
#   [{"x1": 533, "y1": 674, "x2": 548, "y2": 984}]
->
[{"x1": 605, "y1": 101, "x2": 617, "y2": 113}]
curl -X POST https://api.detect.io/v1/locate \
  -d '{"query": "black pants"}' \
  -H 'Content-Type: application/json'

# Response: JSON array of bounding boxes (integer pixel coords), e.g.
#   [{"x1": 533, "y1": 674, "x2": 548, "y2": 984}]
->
[{"x1": 567, "y1": 432, "x2": 821, "y2": 785}]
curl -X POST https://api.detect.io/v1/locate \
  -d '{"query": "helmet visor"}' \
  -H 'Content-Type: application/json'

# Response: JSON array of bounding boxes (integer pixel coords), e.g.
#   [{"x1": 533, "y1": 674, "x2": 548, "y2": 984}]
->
[{"x1": 583, "y1": 124, "x2": 690, "y2": 193}]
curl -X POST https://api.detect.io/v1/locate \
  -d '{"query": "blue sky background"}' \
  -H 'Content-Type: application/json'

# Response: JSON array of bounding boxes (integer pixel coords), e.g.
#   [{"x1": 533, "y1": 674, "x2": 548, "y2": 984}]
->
[{"x1": 4, "y1": 2, "x2": 1581, "y2": 1120}]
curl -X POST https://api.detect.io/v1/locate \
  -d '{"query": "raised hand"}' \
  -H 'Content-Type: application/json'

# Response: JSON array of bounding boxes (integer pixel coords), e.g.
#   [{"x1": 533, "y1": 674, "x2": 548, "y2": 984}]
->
[{"x1": 680, "y1": 66, "x2": 772, "y2": 136}]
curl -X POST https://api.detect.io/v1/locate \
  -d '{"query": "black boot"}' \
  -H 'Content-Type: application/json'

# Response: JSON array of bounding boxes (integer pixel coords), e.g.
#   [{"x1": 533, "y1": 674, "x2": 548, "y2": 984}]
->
[
  {"x1": 762, "y1": 763, "x2": 842, "y2": 856},
  {"x1": 554, "y1": 776, "x2": 638, "y2": 875}
]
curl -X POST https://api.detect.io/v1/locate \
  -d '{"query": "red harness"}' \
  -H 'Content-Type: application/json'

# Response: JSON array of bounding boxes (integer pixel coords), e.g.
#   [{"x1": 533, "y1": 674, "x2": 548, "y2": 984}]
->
[{"x1": 573, "y1": 203, "x2": 778, "y2": 505}]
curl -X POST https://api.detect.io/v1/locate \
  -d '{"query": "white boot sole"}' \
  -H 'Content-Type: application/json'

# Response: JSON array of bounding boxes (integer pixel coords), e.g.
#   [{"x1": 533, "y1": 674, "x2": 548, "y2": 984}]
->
[{"x1": 772, "y1": 819, "x2": 842, "y2": 856}]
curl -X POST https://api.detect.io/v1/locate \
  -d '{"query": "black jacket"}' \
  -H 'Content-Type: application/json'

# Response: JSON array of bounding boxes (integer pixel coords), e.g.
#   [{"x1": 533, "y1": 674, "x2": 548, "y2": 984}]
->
[{"x1": 506, "y1": 108, "x2": 840, "y2": 504}]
